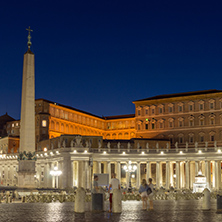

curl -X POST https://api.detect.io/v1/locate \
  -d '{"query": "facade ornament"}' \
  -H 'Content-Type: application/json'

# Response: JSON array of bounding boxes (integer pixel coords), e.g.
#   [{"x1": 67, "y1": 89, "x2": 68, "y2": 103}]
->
[
  {"x1": 137, "y1": 142, "x2": 140, "y2": 149},
  {"x1": 62, "y1": 140, "x2": 66, "y2": 148},
  {"x1": 156, "y1": 142, "x2": 159, "y2": 149},
  {"x1": 17, "y1": 151, "x2": 37, "y2": 161},
  {"x1": 175, "y1": 142, "x2": 178, "y2": 149},
  {"x1": 214, "y1": 140, "x2": 217, "y2": 148},
  {"x1": 195, "y1": 142, "x2": 198, "y2": 148},
  {"x1": 75, "y1": 135, "x2": 83, "y2": 147},
  {"x1": 98, "y1": 140, "x2": 102, "y2": 149}
]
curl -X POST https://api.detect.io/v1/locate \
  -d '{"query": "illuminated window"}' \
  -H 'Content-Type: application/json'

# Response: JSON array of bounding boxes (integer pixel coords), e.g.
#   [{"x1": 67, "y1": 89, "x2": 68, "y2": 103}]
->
[
  {"x1": 12, "y1": 124, "x2": 14, "y2": 127},
  {"x1": 42, "y1": 120, "x2": 47, "y2": 127}
]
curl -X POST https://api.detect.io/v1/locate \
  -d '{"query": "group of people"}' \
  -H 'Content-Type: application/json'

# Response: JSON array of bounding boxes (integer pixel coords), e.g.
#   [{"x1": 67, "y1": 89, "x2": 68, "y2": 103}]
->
[
  {"x1": 93, "y1": 174, "x2": 154, "y2": 212},
  {"x1": 93, "y1": 173, "x2": 120, "y2": 212},
  {"x1": 138, "y1": 178, "x2": 154, "y2": 210}
]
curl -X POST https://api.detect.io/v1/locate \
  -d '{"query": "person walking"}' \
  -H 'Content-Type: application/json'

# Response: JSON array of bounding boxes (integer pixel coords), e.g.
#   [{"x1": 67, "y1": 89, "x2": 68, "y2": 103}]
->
[
  {"x1": 147, "y1": 178, "x2": 154, "y2": 210},
  {"x1": 139, "y1": 179, "x2": 149, "y2": 210},
  {"x1": 108, "y1": 173, "x2": 120, "y2": 212}
]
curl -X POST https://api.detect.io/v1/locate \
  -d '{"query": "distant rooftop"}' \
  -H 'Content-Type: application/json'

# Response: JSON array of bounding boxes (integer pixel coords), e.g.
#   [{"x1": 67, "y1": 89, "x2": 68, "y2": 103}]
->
[
  {"x1": 36, "y1": 99, "x2": 134, "y2": 120},
  {"x1": 133, "y1": 89, "x2": 222, "y2": 102}
]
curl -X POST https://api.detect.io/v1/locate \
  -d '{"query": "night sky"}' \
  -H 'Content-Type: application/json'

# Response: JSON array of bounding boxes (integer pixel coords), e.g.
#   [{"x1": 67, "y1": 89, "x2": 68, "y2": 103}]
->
[{"x1": 1, "y1": 0, "x2": 222, "y2": 120}]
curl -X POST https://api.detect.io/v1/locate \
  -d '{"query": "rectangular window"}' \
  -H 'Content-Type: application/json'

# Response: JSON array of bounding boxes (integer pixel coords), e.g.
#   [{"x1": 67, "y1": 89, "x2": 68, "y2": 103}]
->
[
  {"x1": 159, "y1": 108, "x2": 162, "y2": 114},
  {"x1": 152, "y1": 109, "x2": 155, "y2": 114},
  {"x1": 145, "y1": 110, "x2": 148, "y2": 115},
  {"x1": 138, "y1": 125, "x2": 140, "y2": 130},
  {"x1": 178, "y1": 106, "x2": 182, "y2": 112},
  {"x1": 189, "y1": 105, "x2": 193, "y2": 111},
  {"x1": 169, "y1": 107, "x2": 172, "y2": 113},
  {"x1": 200, "y1": 120, "x2": 204, "y2": 126},
  {"x1": 169, "y1": 122, "x2": 172, "y2": 128},
  {"x1": 210, "y1": 135, "x2": 214, "y2": 142},
  {"x1": 190, "y1": 136, "x2": 193, "y2": 143},
  {"x1": 42, "y1": 120, "x2": 47, "y2": 127},
  {"x1": 145, "y1": 123, "x2": 148, "y2": 130},
  {"x1": 179, "y1": 121, "x2": 182, "y2": 127},
  {"x1": 190, "y1": 120, "x2": 193, "y2": 127},
  {"x1": 179, "y1": 137, "x2": 183, "y2": 143},
  {"x1": 200, "y1": 136, "x2": 204, "y2": 142},
  {"x1": 159, "y1": 122, "x2": 163, "y2": 128},
  {"x1": 152, "y1": 123, "x2": 155, "y2": 129},
  {"x1": 199, "y1": 104, "x2": 203, "y2": 110},
  {"x1": 210, "y1": 103, "x2": 214, "y2": 109},
  {"x1": 138, "y1": 110, "x2": 140, "y2": 116}
]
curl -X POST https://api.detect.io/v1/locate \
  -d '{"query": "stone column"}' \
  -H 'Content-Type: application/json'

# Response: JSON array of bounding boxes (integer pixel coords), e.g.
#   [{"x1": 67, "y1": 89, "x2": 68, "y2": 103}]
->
[
  {"x1": 212, "y1": 161, "x2": 216, "y2": 189},
  {"x1": 85, "y1": 161, "x2": 89, "y2": 189},
  {"x1": 180, "y1": 162, "x2": 185, "y2": 188},
  {"x1": 159, "y1": 162, "x2": 163, "y2": 187},
  {"x1": 107, "y1": 162, "x2": 111, "y2": 183},
  {"x1": 170, "y1": 162, "x2": 173, "y2": 187},
  {"x1": 215, "y1": 160, "x2": 221, "y2": 190},
  {"x1": 156, "y1": 162, "x2": 160, "y2": 189},
  {"x1": 205, "y1": 160, "x2": 211, "y2": 189},
  {"x1": 136, "y1": 162, "x2": 141, "y2": 188},
  {"x1": 117, "y1": 162, "x2": 121, "y2": 182},
  {"x1": 98, "y1": 161, "x2": 101, "y2": 174},
  {"x1": 62, "y1": 154, "x2": 73, "y2": 189},
  {"x1": 185, "y1": 160, "x2": 190, "y2": 189},
  {"x1": 176, "y1": 161, "x2": 180, "y2": 189},
  {"x1": 146, "y1": 162, "x2": 150, "y2": 182},
  {"x1": 46, "y1": 162, "x2": 52, "y2": 188},
  {"x1": 195, "y1": 161, "x2": 199, "y2": 176},
  {"x1": 166, "y1": 161, "x2": 170, "y2": 189}
]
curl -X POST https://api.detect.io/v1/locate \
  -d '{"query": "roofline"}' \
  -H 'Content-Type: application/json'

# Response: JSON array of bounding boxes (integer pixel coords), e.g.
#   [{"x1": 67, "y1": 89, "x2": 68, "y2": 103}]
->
[
  {"x1": 36, "y1": 98, "x2": 134, "y2": 120},
  {"x1": 133, "y1": 89, "x2": 222, "y2": 103}
]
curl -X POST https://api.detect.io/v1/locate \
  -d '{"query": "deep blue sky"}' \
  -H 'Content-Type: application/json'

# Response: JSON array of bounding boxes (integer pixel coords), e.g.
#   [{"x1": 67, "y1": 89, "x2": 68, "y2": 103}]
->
[{"x1": 1, "y1": 0, "x2": 222, "y2": 119}]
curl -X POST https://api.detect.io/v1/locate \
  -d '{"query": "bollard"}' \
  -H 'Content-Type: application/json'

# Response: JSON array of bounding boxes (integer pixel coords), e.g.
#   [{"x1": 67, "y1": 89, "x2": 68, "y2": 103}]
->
[
  {"x1": 202, "y1": 188, "x2": 210, "y2": 211},
  {"x1": 216, "y1": 195, "x2": 222, "y2": 214},
  {"x1": 74, "y1": 187, "x2": 86, "y2": 213},
  {"x1": 92, "y1": 193, "x2": 103, "y2": 212},
  {"x1": 22, "y1": 196, "x2": 26, "y2": 203},
  {"x1": 112, "y1": 189, "x2": 122, "y2": 213}
]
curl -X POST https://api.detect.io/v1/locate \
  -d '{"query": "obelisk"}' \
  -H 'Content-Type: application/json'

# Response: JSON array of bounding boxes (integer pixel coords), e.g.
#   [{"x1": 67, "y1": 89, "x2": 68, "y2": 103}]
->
[{"x1": 18, "y1": 27, "x2": 36, "y2": 188}]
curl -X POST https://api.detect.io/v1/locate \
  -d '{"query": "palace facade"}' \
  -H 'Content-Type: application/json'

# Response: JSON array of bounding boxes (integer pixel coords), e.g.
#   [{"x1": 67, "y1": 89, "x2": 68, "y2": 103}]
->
[{"x1": 0, "y1": 89, "x2": 222, "y2": 191}]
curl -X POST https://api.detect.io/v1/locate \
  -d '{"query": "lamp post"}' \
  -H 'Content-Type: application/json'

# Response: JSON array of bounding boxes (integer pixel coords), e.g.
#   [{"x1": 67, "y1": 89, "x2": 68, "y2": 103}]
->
[
  {"x1": 123, "y1": 161, "x2": 137, "y2": 192},
  {"x1": 50, "y1": 166, "x2": 62, "y2": 188}
]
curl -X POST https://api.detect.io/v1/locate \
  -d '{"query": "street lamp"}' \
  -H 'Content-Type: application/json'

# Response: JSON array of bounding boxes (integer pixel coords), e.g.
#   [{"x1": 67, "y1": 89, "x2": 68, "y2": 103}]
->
[
  {"x1": 123, "y1": 161, "x2": 137, "y2": 192},
  {"x1": 50, "y1": 166, "x2": 62, "y2": 188}
]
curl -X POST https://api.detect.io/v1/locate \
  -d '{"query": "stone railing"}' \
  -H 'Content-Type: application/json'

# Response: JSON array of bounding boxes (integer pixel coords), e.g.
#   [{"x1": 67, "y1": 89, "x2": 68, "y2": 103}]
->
[{"x1": 1, "y1": 189, "x2": 222, "y2": 203}]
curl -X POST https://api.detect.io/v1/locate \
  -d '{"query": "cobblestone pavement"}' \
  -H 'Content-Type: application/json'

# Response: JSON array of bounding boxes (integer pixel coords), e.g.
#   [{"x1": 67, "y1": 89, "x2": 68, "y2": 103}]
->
[{"x1": 0, "y1": 200, "x2": 221, "y2": 222}]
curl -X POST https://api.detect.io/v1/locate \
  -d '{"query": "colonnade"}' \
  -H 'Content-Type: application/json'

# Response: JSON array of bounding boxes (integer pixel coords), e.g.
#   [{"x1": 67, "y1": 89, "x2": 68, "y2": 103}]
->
[{"x1": 69, "y1": 159, "x2": 222, "y2": 191}]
